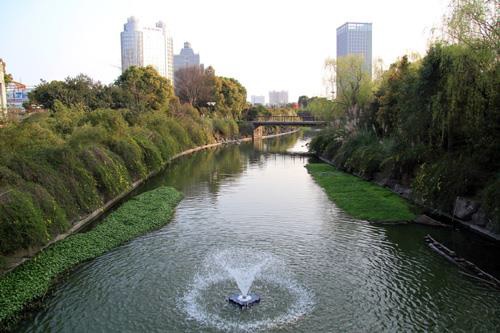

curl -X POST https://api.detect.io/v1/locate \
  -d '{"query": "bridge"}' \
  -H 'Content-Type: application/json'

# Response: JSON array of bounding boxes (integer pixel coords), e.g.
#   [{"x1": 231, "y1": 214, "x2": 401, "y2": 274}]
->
[{"x1": 251, "y1": 115, "x2": 327, "y2": 139}]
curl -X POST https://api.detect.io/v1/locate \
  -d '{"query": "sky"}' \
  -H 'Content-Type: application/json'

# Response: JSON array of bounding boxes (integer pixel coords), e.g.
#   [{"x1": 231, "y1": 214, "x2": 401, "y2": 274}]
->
[{"x1": 0, "y1": 0, "x2": 449, "y2": 102}]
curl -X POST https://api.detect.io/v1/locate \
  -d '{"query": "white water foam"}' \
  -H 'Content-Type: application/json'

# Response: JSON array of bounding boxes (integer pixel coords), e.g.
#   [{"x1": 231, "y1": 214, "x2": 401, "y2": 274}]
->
[{"x1": 180, "y1": 248, "x2": 314, "y2": 332}]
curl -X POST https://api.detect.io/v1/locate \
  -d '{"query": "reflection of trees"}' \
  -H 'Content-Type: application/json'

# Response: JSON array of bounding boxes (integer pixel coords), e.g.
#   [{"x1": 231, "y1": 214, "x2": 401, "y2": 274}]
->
[
  {"x1": 139, "y1": 132, "x2": 302, "y2": 199},
  {"x1": 142, "y1": 145, "x2": 246, "y2": 196},
  {"x1": 253, "y1": 132, "x2": 301, "y2": 154}
]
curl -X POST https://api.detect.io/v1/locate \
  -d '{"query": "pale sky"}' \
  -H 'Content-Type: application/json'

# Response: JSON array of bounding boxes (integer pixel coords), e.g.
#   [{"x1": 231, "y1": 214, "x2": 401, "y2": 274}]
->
[{"x1": 0, "y1": 0, "x2": 449, "y2": 102}]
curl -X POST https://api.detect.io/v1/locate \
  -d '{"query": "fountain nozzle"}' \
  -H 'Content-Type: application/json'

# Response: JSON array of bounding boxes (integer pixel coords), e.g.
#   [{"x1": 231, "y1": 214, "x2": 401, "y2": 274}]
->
[{"x1": 228, "y1": 293, "x2": 261, "y2": 308}]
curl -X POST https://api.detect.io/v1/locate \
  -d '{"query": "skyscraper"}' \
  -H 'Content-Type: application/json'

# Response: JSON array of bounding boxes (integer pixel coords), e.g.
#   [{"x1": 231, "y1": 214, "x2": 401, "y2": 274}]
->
[
  {"x1": 120, "y1": 17, "x2": 174, "y2": 84},
  {"x1": 251, "y1": 95, "x2": 265, "y2": 105},
  {"x1": 269, "y1": 91, "x2": 288, "y2": 106},
  {"x1": 174, "y1": 42, "x2": 202, "y2": 72},
  {"x1": 336, "y1": 22, "x2": 372, "y2": 77}
]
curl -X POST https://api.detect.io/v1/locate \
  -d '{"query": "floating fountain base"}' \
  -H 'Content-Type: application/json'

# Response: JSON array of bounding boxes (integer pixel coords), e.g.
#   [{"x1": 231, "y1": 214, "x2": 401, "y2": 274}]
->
[{"x1": 228, "y1": 293, "x2": 261, "y2": 308}]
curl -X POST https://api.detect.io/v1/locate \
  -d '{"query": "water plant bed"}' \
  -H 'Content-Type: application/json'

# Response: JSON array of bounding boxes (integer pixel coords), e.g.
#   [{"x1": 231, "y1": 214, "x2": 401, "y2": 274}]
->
[
  {"x1": 306, "y1": 163, "x2": 416, "y2": 222},
  {"x1": 0, "y1": 186, "x2": 183, "y2": 329}
]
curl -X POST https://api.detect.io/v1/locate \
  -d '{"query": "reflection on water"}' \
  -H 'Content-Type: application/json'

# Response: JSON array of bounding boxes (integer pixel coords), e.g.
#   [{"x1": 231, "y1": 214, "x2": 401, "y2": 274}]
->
[{"x1": 17, "y1": 131, "x2": 500, "y2": 333}]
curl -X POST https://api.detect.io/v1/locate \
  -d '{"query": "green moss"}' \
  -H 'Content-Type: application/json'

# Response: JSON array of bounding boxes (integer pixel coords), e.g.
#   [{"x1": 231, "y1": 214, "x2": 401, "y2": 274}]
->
[
  {"x1": 306, "y1": 163, "x2": 416, "y2": 222},
  {"x1": 0, "y1": 186, "x2": 182, "y2": 328}
]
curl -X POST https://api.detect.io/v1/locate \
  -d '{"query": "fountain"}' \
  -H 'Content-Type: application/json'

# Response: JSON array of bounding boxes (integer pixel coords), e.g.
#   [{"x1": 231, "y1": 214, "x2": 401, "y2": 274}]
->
[
  {"x1": 221, "y1": 258, "x2": 268, "y2": 308},
  {"x1": 227, "y1": 293, "x2": 261, "y2": 308},
  {"x1": 181, "y1": 248, "x2": 314, "y2": 331}
]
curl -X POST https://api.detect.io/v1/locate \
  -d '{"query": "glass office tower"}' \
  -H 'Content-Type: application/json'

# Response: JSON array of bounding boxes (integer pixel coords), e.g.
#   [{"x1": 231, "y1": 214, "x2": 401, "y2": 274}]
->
[{"x1": 336, "y1": 22, "x2": 372, "y2": 77}]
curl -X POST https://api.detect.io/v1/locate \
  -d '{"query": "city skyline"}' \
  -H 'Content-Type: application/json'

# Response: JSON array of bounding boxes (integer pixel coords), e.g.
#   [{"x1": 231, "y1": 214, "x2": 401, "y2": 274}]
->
[{"x1": 0, "y1": 0, "x2": 448, "y2": 102}]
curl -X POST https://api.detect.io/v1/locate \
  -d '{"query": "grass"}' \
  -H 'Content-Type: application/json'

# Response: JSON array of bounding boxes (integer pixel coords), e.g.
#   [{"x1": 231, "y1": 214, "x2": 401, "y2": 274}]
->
[
  {"x1": 306, "y1": 163, "x2": 416, "y2": 222},
  {"x1": 0, "y1": 186, "x2": 183, "y2": 329}
]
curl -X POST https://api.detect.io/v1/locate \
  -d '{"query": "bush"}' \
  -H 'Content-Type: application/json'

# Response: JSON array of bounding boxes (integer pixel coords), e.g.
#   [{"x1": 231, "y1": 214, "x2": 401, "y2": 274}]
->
[
  {"x1": 412, "y1": 154, "x2": 481, "y2": 211},
  {"x1": 0, "y1": 189, "x2": 47, "y2": 254},
  {"x1": 78, "y1": 146, "x2": 131, "y2": 200},
  {"x1": 131, "y1": 130, "x2": 164, "y2": 172}
]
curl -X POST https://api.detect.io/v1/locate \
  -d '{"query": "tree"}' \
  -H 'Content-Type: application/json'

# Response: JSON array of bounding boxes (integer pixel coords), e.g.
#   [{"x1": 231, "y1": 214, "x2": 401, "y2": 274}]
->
[
  {"x1": 115, "y1": 66, "x2": 174, "y2": 112},
  {"x1": 28, "y1": 74, "x2": 113, "y2": 110},
  {"x1": 298, "y1": 95, "x2": 309, "y2": 108},
  {"x1": 323, "y1": 58, "x2": 337, "y2": 99},
  {"x1": 4, "y1": 73, "x2": 12, "y2": 85},
  {"x1": 335, "y1": 55, "x2": 373, "y2": 132},
  {"x1": 442, "y1": 0, "x2": 499, "y2": 52},
  {"x1": 375, "y1": 55, "x2": 413, "y2": 136},
  {"x1": 213, "y1": 76, "x2": 247, "y2": 119},
  {"x1": 174, "y1": 66, "x2": 214, "y2": 108},
  {"x1": 306, "y1": 97, "x2": 337, "y2": 121}
]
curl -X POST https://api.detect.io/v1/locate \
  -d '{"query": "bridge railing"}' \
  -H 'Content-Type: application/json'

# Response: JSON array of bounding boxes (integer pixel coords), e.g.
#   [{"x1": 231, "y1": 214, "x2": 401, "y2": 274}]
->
[{"x1": 255, "y1": 115, "x2": 321, "y2": 122}]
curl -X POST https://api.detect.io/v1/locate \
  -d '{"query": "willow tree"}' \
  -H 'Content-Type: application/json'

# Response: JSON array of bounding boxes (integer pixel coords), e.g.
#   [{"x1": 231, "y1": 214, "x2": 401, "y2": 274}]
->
[
  {"x1": 442, "y1": 0, "x2": 499, "y2": 53},
  {"x1": 335, "y1": 55, "x2": 372, "y2": 132}
]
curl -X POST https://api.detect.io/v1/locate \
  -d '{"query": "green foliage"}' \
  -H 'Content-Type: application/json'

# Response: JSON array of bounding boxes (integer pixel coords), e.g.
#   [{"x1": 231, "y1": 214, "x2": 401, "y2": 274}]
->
[
  {"x1": 306, "y1": 163, "x2": 416, "y2": 222},
  {"x1": 79, "y1": 146, "x2": 131, "y2": 200},
  {"x1": 131, "y1": 129, "x2": 164, "y2": 172},
  {"x1": 115, "y1": 66, "x2": 174, "y2": 112},
  {"x1": 212, "y1": 118, "x2": 239, "y2": 138},
  {"x1": 0, "y1": 189, "x2": 47, "y2": 253},
  {"x1": 214, "y1": 77, "x2": 247, "y2": 119},
  {"x1": 442, "y1": 0, "x2": 499, "y2": 52},
  {"x1": 0, "y1": 63, "x2": 249, "y2": 257},
  {"x1": 298, "y1": 95, "x2": 309, "y2": 108},
  {"x1": 0, "y1": 187, "x2": 183, "y2": 328},
  {"x1": 28, "y1": 74, "x2": 113, "y2": 110},
  {"x1": 335, "y1": 54, "x2": 373, "y2": 130},
  {"x1": 242, "y1": 104, "x2": 269, "y2": 121},
  {"x1": 313, "y1": 31, "x2": 499, "y2": 221},
  {"x1": 306, "y1": 97, "x2": 337, "y2": 121}
]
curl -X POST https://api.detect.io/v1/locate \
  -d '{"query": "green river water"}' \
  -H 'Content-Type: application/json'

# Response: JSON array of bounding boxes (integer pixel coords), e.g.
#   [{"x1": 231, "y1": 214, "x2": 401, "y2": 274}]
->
[{"x1": 17, "y1": 132, "x2": 500, "y2": 332}]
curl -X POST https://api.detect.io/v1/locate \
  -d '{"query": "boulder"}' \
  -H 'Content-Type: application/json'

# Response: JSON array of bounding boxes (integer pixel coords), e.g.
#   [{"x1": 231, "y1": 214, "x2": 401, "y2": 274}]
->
[
  {"x1": 393, "y1": 184, "x2": 412, "y2": 200},
  {"x1": 453, "y1": 197, "x2": 479, "y2": 221},
  {"x1": 471, "y1": 207, "x2": 489, "y2": 227}
]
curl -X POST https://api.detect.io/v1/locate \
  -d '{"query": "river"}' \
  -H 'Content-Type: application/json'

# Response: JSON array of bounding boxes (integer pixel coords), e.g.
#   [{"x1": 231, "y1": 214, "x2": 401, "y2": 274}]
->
[{"x1": 17, "y1": 132, "x2": 500, "y2": 332}]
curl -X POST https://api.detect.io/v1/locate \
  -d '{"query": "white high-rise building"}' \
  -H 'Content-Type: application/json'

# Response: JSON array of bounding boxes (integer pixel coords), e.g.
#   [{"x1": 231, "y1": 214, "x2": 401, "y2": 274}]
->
[
  {"x1": 120, "y1": 17, "x2": 174, "y2": 84},
  {"x1": 251, "y1": 95, "x2": 265, "y2": 105},
  {"x1": 268, "y1": 91, "x2": 288, "y2": 106},
  {"x1": 174, "y1": 42, "x2": 201, "y2": 72}
]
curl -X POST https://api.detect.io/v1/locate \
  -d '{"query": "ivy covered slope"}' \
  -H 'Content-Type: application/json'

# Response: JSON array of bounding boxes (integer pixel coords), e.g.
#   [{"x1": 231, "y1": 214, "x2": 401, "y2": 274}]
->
[
  {"x1": 306, "y1": 163, "x2": 416, "y2": 222},
  {"x1": 0, "y1": 65, "x2": 246, "y2": 262},
  {"x1": 0, "y1": 186, "x2": 183, "y2": 328}
]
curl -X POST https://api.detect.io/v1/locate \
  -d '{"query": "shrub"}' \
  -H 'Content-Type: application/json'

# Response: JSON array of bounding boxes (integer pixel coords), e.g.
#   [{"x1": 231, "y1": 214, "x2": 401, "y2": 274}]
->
[
  {"x1": 412, "y1": 154, "x2": 481, "y2": 211},
  {"x1": 0, "y1": 189, "x2": 47, "y2": 254},
  {"x1": 78, "y1": 146, "x2": 131, "y2": 200}
]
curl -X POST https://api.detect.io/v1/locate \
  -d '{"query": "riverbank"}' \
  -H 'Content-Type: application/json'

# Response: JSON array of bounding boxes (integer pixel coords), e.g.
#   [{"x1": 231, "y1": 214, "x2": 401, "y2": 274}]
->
[
  {"x1": 2, "y1": 129, "x2": 300, "y2": 274},
  {"x1": 306, "y1": 162, "x2": 416, "y2": 222},
  {"x1": 0, "y1": 186, "x2": 183, "y2": 330}
]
